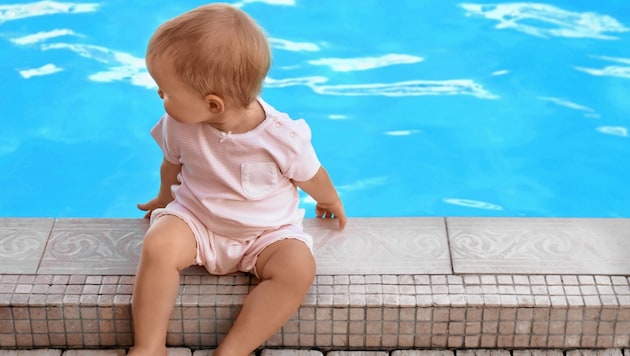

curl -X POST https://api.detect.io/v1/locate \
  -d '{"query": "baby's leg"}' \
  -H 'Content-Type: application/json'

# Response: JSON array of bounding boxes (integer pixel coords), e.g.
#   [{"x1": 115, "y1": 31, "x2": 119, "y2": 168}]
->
[
  {"x1": 128, "y1": 215, "x2": 197, "y2": 356},
  {"x1": 214, "y1": 239, "x2": 315, "y2": 356}
]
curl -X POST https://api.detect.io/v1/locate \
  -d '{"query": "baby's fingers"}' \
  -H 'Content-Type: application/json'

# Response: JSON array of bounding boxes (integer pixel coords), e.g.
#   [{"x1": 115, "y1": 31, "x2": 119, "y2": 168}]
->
[
  {"x1": 137, "y1": 201, "x2": 159, "y2": 219},
  {"x1": 336, "y1": 214, "x2": 347, "y2": 229},
  {"x1": 315, "y1": 206, "x2": 326, "y2": 218},
  {"x1": 316, "y1": 208, "x2": 334, "y2": 219}
]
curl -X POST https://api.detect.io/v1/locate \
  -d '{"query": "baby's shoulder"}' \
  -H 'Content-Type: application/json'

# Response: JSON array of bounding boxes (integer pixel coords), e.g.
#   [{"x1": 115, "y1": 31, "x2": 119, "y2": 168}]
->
[
  {"x1": 262, "y1": 106, "x2": 312, "y2": 143},
  {"x1": 157, "y1": 114, "x2": 200, "y2": 137}
]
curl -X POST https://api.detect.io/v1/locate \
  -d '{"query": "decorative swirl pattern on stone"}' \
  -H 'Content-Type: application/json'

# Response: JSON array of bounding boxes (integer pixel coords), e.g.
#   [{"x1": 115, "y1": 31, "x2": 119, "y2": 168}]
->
[
  {"x1": 38, "y1": 219, "x2": 147, "y2": 274},
  {"x1": 46, "y1": 231, "x2": 141, "y2": 261},
  {"x1": 311, "y1": 218, "x2": 451, "y2": 274},
  {"x1": 47, "y1": 231, "x2": 142, "y2": 261},
  {"x1": 379, "y1": 230, "x2": 445, "y2": 259},
  {"x1": 528, "y1": 231, "x2": 578, "y2": 257},
  {"x1": 0, "y1": 231, "x2": 44, "y2": 258},
  {"x1": 450, "y1": 231, "x2": 502, "y2": 258},
  {"x1": 446, "y1": 218, "x2": 630, "y2": 274},
  {"x1": 451, "y1": 229, "x2": 579, "y2": 260}
]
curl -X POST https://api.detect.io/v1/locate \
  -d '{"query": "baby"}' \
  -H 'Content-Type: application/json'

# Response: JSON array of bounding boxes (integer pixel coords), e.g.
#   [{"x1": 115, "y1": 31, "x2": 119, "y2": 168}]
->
[{"x1": 131, "y1": 3, "x2": 346, "y2": 356}]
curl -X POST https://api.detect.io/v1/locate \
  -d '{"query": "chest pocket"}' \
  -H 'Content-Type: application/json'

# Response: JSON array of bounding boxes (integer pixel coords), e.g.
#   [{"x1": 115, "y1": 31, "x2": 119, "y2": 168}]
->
[{"x1": 241, "y1": 162, "x2": 280, "y2": 200}]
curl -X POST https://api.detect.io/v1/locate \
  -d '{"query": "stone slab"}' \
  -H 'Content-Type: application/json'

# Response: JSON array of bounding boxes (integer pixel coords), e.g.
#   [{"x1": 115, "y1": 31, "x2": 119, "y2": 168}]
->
[
  {"x1": 567, "y1": 351, "x2": 624, "y2": 356},
  {"x1": 329, "y1": 352, "x2": 389, "y2": 356},
  {"x1": 38, "y1": 219, "x2": 147, "y2": 274},
  {"x1": 0, "y1": 218, "x2": 54, "y2": 274},
  {"x1": 62, "y1": 350, "x2": 126, "y2": 355},
  {"x1": 447, "y1": 218, "x2": 630, "y2": 274},
  {"x1": 192, "y1": 351, "x2": 215, "y2": 356},
  {"x1": 261, "y1": 350, "x2": 324, "y2": 356},
  {"x1": 513, "y1": 351, "x2": 563, "y2": 356},
  {"x1": 393, "y1": 352, "x2": 455, "y2": 356},
  {"x1": 456, "y1": 351, "x2": 510, "y2": 356},
  {"x1": 307, "y1": 217, "x2": 451, "y2": 274},
  {"x1": 192, "y1": 351, "x2": 255, "y2": 356}
]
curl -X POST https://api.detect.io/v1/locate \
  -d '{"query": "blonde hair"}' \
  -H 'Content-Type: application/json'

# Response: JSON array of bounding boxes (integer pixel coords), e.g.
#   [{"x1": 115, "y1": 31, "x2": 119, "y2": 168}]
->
[{"x1": 146, "y1": 3, "x2": 271, "y2": 108}]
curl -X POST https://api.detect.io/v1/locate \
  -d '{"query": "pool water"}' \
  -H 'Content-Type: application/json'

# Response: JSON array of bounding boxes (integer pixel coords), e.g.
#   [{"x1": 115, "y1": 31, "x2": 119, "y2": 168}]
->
[{"x1": 1, "y1": 0, "x2": 629, "y2": 218}]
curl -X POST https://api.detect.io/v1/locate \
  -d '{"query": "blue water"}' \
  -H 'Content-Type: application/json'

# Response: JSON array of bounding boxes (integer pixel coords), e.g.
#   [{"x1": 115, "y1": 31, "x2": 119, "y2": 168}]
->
[{"x1": 1, "y1": 1, "x2": 629, "y2": 218}]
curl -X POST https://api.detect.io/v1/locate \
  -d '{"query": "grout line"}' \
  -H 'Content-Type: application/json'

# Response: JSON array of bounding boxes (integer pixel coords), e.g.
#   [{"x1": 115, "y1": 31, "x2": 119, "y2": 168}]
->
[
  {"x1": 443, "y1": 217, "x2": 456, "y2": 275},
  {"x1": 35, "y1": 218, "x2": 57, "y2": 275}
]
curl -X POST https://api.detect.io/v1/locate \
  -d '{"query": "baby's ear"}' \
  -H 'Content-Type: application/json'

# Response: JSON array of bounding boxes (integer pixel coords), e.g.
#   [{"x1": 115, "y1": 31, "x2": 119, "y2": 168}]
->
[{"x1": 205, "y1": 94, "x2": 224, "y2": 114}]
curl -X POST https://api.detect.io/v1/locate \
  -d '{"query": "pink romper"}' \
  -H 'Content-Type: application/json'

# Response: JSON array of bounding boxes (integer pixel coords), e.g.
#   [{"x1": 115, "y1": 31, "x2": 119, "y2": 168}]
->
[{"x1": 150, "y1": 99, "x2": 320, "y2": 277}]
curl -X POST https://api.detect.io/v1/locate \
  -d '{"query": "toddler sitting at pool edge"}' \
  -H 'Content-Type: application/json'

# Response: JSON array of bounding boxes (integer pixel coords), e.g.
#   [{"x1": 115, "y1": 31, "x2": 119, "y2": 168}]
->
[{"x1": 130, "y1": 3, "x2": 347, "y2": 356}]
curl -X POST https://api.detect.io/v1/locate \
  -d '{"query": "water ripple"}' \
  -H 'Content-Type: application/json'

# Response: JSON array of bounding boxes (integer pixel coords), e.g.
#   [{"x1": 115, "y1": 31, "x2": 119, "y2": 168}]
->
[
  {"x1": 576, "y1": 56, "x2": 630, "y2": 79},
  {"x1": 444, "y1": 198, "x2": 504, "y2": 211},
  {"x1": 461, "y1": 2, "x2": 628, "y2": 39},
  {"x1": 308, "y1": 54, "x2": 424, "y2": 72},
  {"x1": 597, "y1": 126, "x2": 628, "y2": 137},
  {"x1": 0, "y1": 1, "x2": 99, "y2": 22}
]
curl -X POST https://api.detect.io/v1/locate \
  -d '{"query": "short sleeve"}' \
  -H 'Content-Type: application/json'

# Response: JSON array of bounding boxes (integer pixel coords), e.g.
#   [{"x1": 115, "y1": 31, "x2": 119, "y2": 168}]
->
[
  {"x1": 150, "y1": 114, "x2": 181, "y2": 164},
  {"x1": 283, "y1": 119, "x2": 321, "y2": 181}
]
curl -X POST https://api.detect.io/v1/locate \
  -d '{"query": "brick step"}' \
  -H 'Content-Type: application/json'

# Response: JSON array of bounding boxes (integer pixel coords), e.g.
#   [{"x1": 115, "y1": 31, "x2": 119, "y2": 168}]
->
[{"x1": 1, "y1": 272, "x2": 628, "y2": 350}]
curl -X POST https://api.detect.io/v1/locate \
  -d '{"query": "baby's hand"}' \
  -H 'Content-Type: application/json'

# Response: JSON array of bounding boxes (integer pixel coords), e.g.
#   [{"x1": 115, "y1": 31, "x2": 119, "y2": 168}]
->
[
  {"x1": 137, "y1": 197, "x2": 171, "y2": 219},
  {"x1": 315, "y1": 200, "x2": 347, "y2": 230}
]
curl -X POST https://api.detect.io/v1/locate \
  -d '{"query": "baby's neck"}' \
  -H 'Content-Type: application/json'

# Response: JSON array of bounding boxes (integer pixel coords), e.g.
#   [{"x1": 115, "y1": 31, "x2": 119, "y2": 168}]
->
[{"x1": 212, "y1": 100, "x2": 266, "y2": 134}]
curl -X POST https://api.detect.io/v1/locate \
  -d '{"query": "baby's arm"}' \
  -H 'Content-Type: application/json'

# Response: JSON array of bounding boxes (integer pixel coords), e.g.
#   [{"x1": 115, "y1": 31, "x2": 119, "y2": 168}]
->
[
  {"x1": 137, "y1": 158, "x2": 181, "y2": 218},
  {"x1": 294, "y1": 166, "x2": 347, "y2": 229}
]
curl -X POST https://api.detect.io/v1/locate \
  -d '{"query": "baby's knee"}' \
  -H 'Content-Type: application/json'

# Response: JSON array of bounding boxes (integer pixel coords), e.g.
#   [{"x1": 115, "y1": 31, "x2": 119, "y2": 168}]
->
[
  {"x1": 285, "y1": 260, "x2": 315, "y2": 298},
  {"x1": 140, "y1": 221, "x2": 196, "y2": 269},
  {"x1": 140, "y1": 232, "x2": 173, "y2": 259},
  {"x1": 297, "y1": 253, "x2": 316, "y2": 281},
  {"x1": 257, "y1": 239, "x2": 316, "y2": 290},
  {"x1": 277, "y1": 250, "x2": 316, "y2": 290}
]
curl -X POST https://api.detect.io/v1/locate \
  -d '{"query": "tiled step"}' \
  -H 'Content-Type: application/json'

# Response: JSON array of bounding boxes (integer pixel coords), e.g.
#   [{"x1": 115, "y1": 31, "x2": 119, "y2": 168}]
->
[
  {"x1": 0, "y1": 218, "x2": 629, "y2": 351},
  {"x1": 1, "y1": 271, "x2": 628, "y2": 350}
]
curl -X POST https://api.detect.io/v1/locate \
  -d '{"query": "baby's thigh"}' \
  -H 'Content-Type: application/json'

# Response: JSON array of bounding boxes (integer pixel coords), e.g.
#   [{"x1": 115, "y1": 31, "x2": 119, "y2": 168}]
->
[{"x1": 142, "y1": 214, "x2": 197, "y2": 270}]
